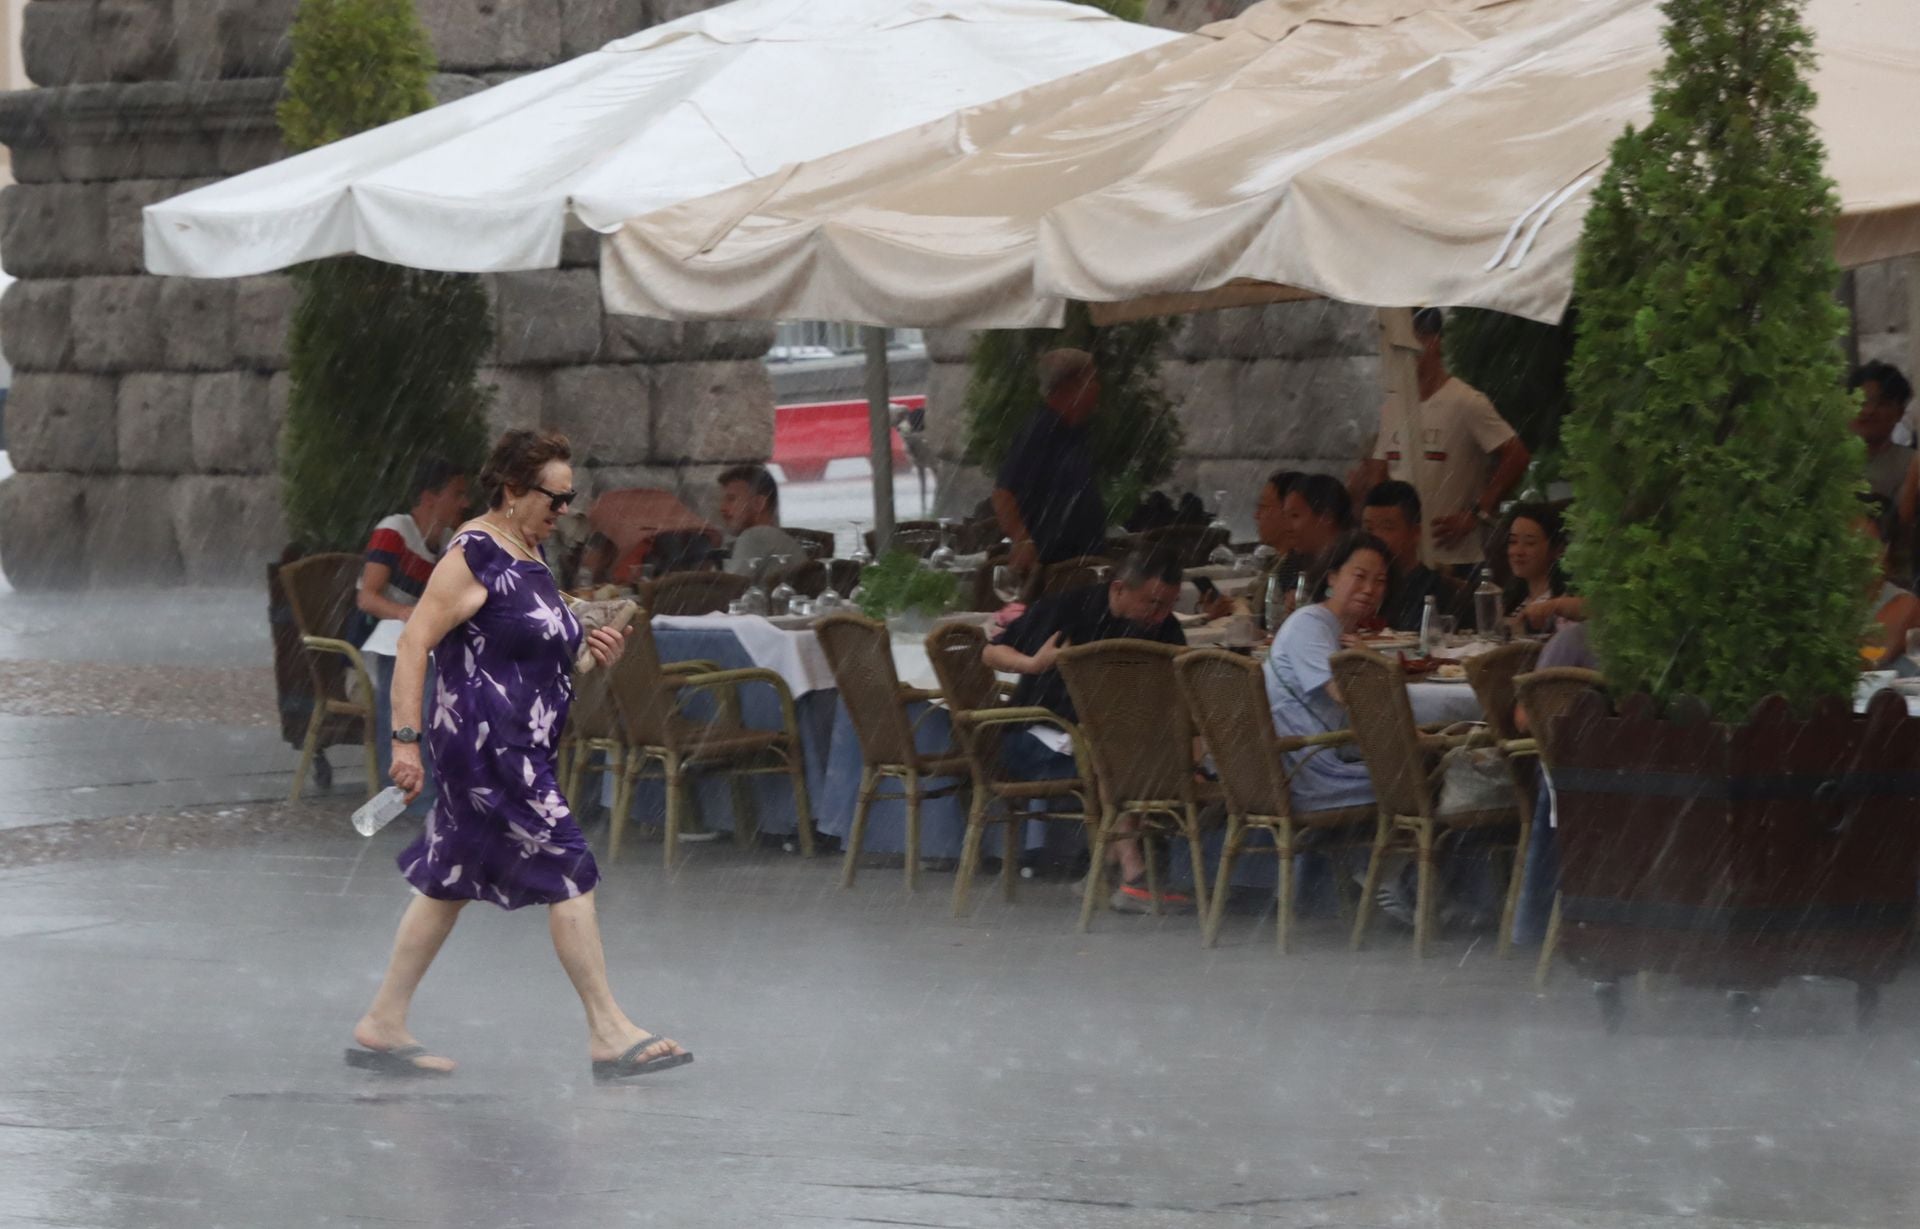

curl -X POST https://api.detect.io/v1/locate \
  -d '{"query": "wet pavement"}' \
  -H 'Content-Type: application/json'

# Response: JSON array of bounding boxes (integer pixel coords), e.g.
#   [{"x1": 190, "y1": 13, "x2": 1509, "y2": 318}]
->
[{"x1": 2, "y1": 587, "x2": 1919, "y2": 1227}]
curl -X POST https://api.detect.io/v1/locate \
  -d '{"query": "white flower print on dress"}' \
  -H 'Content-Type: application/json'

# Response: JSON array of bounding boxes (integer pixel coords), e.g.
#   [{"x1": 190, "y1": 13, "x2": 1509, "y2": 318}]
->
[
  {"x1": 473, "y1": 721, "x2": 490, "y2": 752},
  {"x1": 529, "y1": 696, "x2": 558, "y2": 748},
  {"x1": 529, "y1": 790, "x2": 570, "y2": 827},
  {"x1": 491, "y1": 565, "x2": 520, "y2": 596},
  {"x1": 431, "y1": 674, "x2": 460, "y2": 734},
  {"x1": 442, "y1": 865, "x2": 463, "y2": 887},
  {"x1": 468, "y1": 786, "x2": 498, "y2": 814},
  {"x1": 562, "y1": 874, "x2": 581, "y2": 899},
  {"x1": 528, "y1": 593, "x2": 566, "y2": 639},
  {"x1": 480, "y1": 669, "x2": 510, "y2": 701},
  {"x1": 506, "y1": 820, "x2": 564, "y2": 860}
]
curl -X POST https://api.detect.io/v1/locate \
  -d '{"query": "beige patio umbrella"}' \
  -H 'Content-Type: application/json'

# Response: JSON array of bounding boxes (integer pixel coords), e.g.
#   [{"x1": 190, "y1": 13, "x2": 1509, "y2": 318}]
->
[{"x1": 600, "y1": 0, "x2": 1540, "y2": 328}]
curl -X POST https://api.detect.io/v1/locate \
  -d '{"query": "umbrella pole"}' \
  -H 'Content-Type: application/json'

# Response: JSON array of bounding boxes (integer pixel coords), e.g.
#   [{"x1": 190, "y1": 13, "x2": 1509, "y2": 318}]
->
[
  {"x1": 1374, "y1": 307, "x2": 1425, "y2": 555},
  {"x1": 863, "y1": 325, "x2": 897, "y2": 552}
]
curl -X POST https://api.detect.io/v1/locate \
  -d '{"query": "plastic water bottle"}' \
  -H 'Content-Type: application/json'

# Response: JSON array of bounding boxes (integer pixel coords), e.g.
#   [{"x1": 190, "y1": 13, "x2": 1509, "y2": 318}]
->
[
  {"x1": 1474, "y1": 579, "x2": 1503, "y2": 639},
  {"x1": 352, "y1": 786, "x2": 409, "y2": 837},
  {"x1": 1418, "y1": 594, "x2": 1439, "y2": 657}
]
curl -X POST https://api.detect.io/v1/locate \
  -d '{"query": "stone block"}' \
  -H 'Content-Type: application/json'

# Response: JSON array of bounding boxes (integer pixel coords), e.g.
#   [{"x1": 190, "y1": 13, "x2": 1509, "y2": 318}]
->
[
  {"x1": 97, "y1": 0, "x2": 175, "y2": 81},
  {"x1": 922, "y1": 328, "x2": 976, "y2": 365},
  {"x1": 233, "y1": 275, "x2": 293, "y2": 370},
  {"x1": 419, "y1": 0, "x2": 563, "y2": 73},
  {"x1": 599, "y1": 314, "x2": 682, "y2": 363},
  {"x1": 53, "y1": 130, "x2": 147, "y2": 183},
  {"x1": 0, "y1": 473, "x2": 89, "y2": 590},
  {"x1": 71, "y1": 276, "x2": 164, "y2": 372},
  {"x1": 218, "y1": 0, "x2": 298, "y2": 77},
  {"x1": 559, "y1": 218, "x2": 600, "y2": 268},
  {"x1": 548, "y1": 364, "x2": 651, "y2": 465},
  {"x1": 22, "y1": 0, "x2": 105, "y2": 86},
  {"x1": 0, "y1": 183, "x2": 110, "y2": 277},
  {"x1": 646, "y1": 0, "x2": 730, "y2": 23},
  {"x1": 491, "y1": 268, "x2": 604, "y2": 366},
  {"x1": 650, "y1": 360, "x2": 774, "y2": 463},
  {"x1": 214, "y1": 128, "x2": 286, "y2": 177},
  {"x1": 922, "y1": 361, "x2": 974, "y2": 462},
  {"x1": 117, "y1": 373, "x2": 197, "y2": 474},
  {"x1": 1861, "y1": 332, "x2": 1913, "y2": 372},
  {"x1": 1233, "y1": 355, "x2": 1381, "y2": 461},
  {"x1": 190, "y1": 371, "x2": 277, "y2": 473},
  {"x1": 581, "y1": 463, "x2": 691, "y2": 505},
  {"x1": 170, "y1": 0, "x2": 223, "y2": 79},
  {"x1": 8, "y1": 145, "x2": 63, "y2": 185},
  {"x1": 1166, "y1": 359, "x2": 1239, "y2": 456},
  {"x1": 86, "y1": 475, "x2": 184, "y2": 585},
  {"x1": 172, "y1": 475, "x2": 288, "y2": 583},
  {"x1": 6, "y1": 373, "x2": 118, "y2": 473},
  {"x1": 1176, "y1": 300, "x2": 1378, "y2": 361},
  {"x1": 159, "y1": 278, "x2": 237, "y2": 371},
  {"x1": 477, "y1": 366, "x2": 547, "y2": 438},
  {"x1": 1854, "y1": 260, "x2": 1911, "y2": 339},
  {"x1": 560, "y1": 0, "x2": 647, "y2": 57},
  {"x1": 684, "y1": 320, "x2": 775, "y2": 362},
  {"x1": 0, "y1": 278, "x2": 75, "y2": 371},
  {"x1": 109, "y1": 179, "x2": 216, "y2": 274}
]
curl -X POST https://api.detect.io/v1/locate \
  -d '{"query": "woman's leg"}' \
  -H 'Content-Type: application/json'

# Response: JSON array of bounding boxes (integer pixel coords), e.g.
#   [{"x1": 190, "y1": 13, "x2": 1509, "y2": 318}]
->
[
  {"x1": 353, "y1": 894, "x2": 467, "y2": 1070},
  {"x1": 549, "y1": 892, "x2": 686, "y2": 1061}
]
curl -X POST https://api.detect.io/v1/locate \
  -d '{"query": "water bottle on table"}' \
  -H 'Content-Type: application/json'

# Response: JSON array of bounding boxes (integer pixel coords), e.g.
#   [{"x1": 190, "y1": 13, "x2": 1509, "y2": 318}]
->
[{"x1": 352, "y1": 786, "x2": 410, "y2": 837}]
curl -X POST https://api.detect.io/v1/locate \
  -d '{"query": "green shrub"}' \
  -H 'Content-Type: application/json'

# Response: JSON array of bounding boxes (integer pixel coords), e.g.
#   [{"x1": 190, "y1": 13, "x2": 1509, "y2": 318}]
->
[
  {"x1": 277, "y1": 0, "x2": 493, "y2": 551},
  {"x1": 1563, "y1": 0, "x2": 1873, "y2": 715},
  {"x1": 857, "y1": 551, "x2": 960, "y2": 620},
  {"x1": 963, "y1": 303, "x2": 1183, "y2": 522}
]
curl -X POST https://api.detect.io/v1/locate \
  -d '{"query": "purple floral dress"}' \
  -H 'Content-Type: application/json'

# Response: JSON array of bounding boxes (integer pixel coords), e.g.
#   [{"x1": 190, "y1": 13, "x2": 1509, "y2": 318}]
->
[{"x1": 396, "y1": 530, "x2": 598, "y2": 910}]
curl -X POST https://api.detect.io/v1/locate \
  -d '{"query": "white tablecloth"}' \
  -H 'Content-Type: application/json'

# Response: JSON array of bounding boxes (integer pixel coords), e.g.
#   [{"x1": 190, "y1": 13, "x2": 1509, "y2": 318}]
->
[{"x1": 650, "y1": 614, "x2": 837, "y2": 696}]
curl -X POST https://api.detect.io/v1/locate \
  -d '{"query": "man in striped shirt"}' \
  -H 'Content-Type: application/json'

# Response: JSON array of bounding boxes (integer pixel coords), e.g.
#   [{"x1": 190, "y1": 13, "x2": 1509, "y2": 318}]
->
[{"x1": 359, "y1": 457, "x2": 471, "y2": 811}]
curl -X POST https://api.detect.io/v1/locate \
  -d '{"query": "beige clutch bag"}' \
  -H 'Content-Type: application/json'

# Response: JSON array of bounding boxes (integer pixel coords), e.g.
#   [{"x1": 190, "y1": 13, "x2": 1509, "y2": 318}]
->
[{"x1": 568, "y1": 598, "x2": 640, "y2": 673}]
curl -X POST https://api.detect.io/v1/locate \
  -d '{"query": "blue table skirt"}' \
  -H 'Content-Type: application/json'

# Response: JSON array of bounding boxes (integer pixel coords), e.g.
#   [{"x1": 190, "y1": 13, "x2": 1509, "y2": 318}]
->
[{"x1": 604, "y1": 626, "x2": 1030, "y2": 860}]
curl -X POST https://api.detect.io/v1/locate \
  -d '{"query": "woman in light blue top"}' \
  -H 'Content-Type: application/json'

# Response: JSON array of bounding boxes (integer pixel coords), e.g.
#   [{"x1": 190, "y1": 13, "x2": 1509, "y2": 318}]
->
[{"x1": 1263, "y1": 531, "x2": 1392, "y2": 813}]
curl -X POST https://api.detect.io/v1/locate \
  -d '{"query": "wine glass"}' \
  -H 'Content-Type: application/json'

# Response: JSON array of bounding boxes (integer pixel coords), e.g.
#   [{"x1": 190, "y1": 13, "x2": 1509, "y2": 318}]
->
[
  {"x1": 743, "y1": 558, "x2": 772, "y2": 616},
  {"x1": 928, "y1": 519, "x2": 959, "y2": 571},
  {"x1": 767, "y1": 555, "x2": 797, "y2": 616},
  {"x1": 1208, "y1": 489, "x2": 1232, "y2": 537},
  {"x1": 992, "y1": 564, "x2": 1021, "y2": 605},
  {"x1": 849, "y1": 522, "x2": 873, "y2": 567}
]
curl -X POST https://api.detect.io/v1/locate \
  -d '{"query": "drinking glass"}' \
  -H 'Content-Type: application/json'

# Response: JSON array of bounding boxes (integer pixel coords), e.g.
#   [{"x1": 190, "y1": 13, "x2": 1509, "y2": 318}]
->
[
  {"x1": 1437, "y1": 615, "x2": 1458, "y2": 640},
  {"x1": 992, "y1": 564, "x2": 1021, "y2": 605},
  {"x1": 849, "y1": 523, "x2": 873, "y2": 567}
]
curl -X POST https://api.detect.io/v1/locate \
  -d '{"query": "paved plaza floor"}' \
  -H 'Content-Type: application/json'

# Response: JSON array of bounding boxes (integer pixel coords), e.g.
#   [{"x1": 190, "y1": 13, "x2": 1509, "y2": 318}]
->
[{"x1": 1, "y1": 582, "x2": 1918, "y2": 1227}]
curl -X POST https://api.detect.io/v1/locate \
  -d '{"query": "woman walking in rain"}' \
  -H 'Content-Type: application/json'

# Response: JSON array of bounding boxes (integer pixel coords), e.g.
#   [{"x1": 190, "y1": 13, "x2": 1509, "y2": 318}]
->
[{"x1": 345, "y1": 429, "x2": 693, "y2": 1081}]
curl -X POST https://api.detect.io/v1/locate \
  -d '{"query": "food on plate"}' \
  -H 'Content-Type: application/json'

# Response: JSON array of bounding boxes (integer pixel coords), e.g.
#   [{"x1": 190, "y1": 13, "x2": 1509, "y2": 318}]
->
[{"x1": 1433, "y1": 663, "x2": 1468, "y2": 682}]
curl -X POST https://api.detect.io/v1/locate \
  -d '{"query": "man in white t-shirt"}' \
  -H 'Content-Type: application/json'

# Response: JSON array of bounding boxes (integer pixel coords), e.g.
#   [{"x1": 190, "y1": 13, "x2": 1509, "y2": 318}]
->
[
  {"x1": 718, "y1": 465, "x2": 805, "y2": 582},
  {"x1": 1347, "y1": 309, "x2": 1531, "y2": 570}
]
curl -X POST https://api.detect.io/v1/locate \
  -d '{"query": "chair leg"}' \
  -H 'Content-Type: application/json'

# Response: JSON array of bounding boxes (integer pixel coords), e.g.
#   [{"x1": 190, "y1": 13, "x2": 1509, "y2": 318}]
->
[
  {"x1": 1204, "y1": 816, "x2": 1243, "y2": 949},
  {"x1": 952, "y1": 793, "x2": 987, "y2": 918},
  {"x1": 840, "y1": 767, "x2": 877, "y2": 889},
  {"x1": 1000, "y1": 810, "x2": 1020, "y2": 903},
  {"x1": 1184, "y1": 809, "x2": 1210, "y2": 926},
  {"x1": 565, "y1": 743, "x2": 588, "y2": 815},
  {"x1": 730, "y1": 773, "x2": 758, "y2": 849},
  {"x1": 1079, "y1": 809, "x2": 1115, "y2": 933},
  {"x1": 786, "y1": 753, "x2": 816, "y2": 858},
  {"x1": 1498, "y1": 812, "x2": 1532, "y2": 961},
  {"x1": 1276, "y1": 824, "x2": 1296, "y2": 956},
  {"x1": 1534, "y1": 893, "x2": 1563, "y2": 990},
  {"x1": 663, "y1": 754, "x2": 684, "y2": 870},
  {"x1": 1140, "y1": 820, "x2": 1162, "y2": 917},
  {"x1": 608, "y1": 754, "x2": 635, "y2": 859},
  {"x1": 1351, "y1": 816, "x2": 1392, "y2": 951},
  {"x1": 1413, "y1": 822, "x2": 1438, "y2": 960},
  {"x1": 291, "y1": 705, "x2": 325, "y2": 802},
  {"x1": 903, "y1": 771, "x2": 921, "y2": 894}
]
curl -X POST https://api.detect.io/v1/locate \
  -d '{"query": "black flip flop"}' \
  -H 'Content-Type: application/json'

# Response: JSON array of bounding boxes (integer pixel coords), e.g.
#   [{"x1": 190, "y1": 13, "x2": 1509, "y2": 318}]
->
[
  {"x1": 592, "y1": 1034, "x2": 695, "y2": 1082},
  {"x1": 344, "y1": 1043, "x2": 452, "y2": 1077}
]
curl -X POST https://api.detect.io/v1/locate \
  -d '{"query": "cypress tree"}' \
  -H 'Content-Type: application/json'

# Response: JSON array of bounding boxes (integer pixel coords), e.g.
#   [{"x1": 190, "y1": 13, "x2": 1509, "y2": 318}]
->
[
  {"x1": 277, "y1": 0, "x2": 492, "y2": 551},
  {"x1": 1563, "y1": 0, "x2": 1872, "y2": 713}
]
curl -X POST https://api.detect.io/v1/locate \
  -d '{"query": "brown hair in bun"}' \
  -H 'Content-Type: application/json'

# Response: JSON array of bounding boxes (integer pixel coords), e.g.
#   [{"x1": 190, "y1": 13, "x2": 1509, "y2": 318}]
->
[{"x1": 480, "y1": 429, "x2": 572, "y2": 509}]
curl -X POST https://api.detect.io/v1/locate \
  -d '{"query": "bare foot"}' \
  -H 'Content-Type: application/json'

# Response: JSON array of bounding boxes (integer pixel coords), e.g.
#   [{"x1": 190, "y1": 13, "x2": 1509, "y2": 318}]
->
[
  {"x1": 589, "y1": 1024, "x2": 689, "y2": 1065},
  {"x1": 353, "y1": 1015, "x2": 456, "y2": 1074}
]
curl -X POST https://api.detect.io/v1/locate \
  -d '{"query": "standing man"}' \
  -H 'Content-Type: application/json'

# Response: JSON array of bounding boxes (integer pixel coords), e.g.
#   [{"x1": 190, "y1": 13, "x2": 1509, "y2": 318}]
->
[
  {"x1": 1359, "y1": 480, "x2": 1462, "y2": 631},
  {"x1": 1348, "y1": 308, "x2": 1530, "y2": 573},
  {"x1": 717, "y1": 464, "x2": 804, "y2": 582},
  {"x1": 358, "y1": 456, "x2": 471, "y2": 811},
  {"x1": 993, "y1": 348, "x2": 1109, "y2": 578},
  {"x1": 983, "y1": 547, "x2": 1188, "y2": 914}
]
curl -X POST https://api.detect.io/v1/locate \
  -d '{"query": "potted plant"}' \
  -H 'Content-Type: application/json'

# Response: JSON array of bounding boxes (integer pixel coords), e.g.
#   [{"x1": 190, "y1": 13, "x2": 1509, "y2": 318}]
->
[
  {"x1": 1550, "y1": 0, "x2": 1920, "y2": 1025},
  {"x1": 857, "y1": 551, "x2": 962, "y2": 634}
]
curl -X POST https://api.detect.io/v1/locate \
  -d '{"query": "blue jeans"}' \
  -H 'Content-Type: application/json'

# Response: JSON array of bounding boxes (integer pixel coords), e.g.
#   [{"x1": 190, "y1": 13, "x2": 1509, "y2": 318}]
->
[
  {"x1": 997, "y1": 727, "x2": 1082, "y2": 864},
  {"x1": 1510, "y1": 775, "x2": 1559, "y2": 947},
  {"x1": 372, "y1": 653, "x2": 437, "y2": 816}
]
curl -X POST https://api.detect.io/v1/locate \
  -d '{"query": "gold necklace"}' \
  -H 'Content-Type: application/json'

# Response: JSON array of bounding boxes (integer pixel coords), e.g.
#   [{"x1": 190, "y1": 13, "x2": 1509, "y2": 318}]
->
[{"x1": 480, "y1": 514, "x2": 537, "y2": 561}]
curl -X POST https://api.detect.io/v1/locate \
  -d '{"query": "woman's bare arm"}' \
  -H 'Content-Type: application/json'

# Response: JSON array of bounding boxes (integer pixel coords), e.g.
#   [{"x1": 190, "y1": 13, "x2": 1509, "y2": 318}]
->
[{"x1": 390, "y1": 544, "x2": 488, "y2": 734}]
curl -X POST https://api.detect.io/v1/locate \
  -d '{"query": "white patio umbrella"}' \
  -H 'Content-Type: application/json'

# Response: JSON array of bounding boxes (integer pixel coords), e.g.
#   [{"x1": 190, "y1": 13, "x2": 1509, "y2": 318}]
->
[{"x1": 141, "y1": 0, "x2": 1178, "y2": 278}]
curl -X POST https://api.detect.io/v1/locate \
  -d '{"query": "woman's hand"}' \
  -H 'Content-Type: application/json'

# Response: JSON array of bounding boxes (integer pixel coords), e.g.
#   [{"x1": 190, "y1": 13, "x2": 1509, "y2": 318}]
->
[
  {"x1": 1197, "y1": 591, "x2": 1236, "y2": 621},
  {"x1": 585, "y1": 626, "x2": 630, "y2": 670},
  {"x1": 391, "y1": 744, "x2": 426, "y2": 803}
]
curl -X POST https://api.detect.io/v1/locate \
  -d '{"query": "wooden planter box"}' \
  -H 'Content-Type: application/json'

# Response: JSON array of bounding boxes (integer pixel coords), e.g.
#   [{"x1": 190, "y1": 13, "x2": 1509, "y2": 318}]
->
[{"x1": 1550, "y1": 690, "x2": 1920, "y2": 1027}]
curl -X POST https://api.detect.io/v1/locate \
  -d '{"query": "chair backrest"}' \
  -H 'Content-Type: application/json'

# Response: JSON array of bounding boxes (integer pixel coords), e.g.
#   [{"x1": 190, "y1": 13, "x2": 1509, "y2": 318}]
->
[
  {"x1": 1173, "y1": 649, "x2": 1290, "y2": 819},
  {"x1": 607, "y1": 618, "x2": 679, "y2": 748},
  {"x1": 1328, "y1": 648, "x2": 1432, "y2": 818},
  {"x1": 1058, "y1": 639, "x2": 1193, "y2": 808},
  {"x1": 568, "y1": 663, "x2": 622, "y2": 742},
  {"x1": 815, "y1": 613, "x2": 921, "y2": 768},
  {"x1": 1514, "y1": 667, "x2": 1607, "y2": 767},
  {"x1": 924, "y1": 621, "x2": 999, "y2": 714},
  {"x1": 865, "y1": 521, "x2": 943, "y2": 559},
  {"x1": 827, "y1": 558, "x2": 864, "y2": 598},
  {"x1": 643, "y1": 571, "x2": 751, "y2": 616},
  {"x1": 1042, "y1": 556, "x2": 1111, "y2": 599},
  {"x1": 1463, "y1": 640, "x2": 1543, "y2": 742},
  {"x1": 772, "y1": 557, "x2": 829, "y2": 599},
  {"x1": 784, "y1": 527, "x2": 837, "y2": 560},
  {"x1": 278, "y1": 552, "x2": 365, "y2": 703}
]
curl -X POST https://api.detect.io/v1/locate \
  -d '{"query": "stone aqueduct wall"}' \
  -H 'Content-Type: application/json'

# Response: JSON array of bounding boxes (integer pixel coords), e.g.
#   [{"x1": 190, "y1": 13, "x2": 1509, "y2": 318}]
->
[{"x1": 0, "y1": 0, "x2": 1908, "y2": 585}]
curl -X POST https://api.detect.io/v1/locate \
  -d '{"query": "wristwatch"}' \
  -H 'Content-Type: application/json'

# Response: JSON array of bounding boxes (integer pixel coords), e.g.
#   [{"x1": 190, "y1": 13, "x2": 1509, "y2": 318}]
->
[{"x1": 392, "y1": 726, "x2": 421, "y2": 745}]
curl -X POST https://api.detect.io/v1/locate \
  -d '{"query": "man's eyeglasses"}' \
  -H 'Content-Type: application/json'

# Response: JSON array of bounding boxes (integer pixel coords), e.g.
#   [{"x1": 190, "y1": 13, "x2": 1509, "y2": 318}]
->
[{"x1": 532, "y1": 485, "x2": 578, "y2": 512}]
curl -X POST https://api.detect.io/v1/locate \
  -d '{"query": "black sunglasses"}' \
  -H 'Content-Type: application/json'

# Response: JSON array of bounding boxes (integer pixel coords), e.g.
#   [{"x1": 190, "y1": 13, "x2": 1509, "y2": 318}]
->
[{"x1": 532, "y1": 484, "x2": 578, "y2": 512}]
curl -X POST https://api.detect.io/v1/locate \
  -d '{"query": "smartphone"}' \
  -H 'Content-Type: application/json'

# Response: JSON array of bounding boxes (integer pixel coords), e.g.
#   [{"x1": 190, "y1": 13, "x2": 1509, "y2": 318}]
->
[{"x1": 1192, "y1": 576, "x2": 1220, "y2": 600}]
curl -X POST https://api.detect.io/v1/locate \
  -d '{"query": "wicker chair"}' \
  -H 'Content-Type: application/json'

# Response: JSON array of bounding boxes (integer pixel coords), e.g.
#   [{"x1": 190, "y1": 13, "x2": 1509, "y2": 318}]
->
[
  {"x1": 602, "y1": 619, "x2": 815, "y2": 867},
  {"x1": 1173, "y1": 649, "x2": 1372, "y2": 951},
  {"x1": 1330, "y1": 648, "x2": 1522, "y2": 958},
  {"x1": 642, "y1": 571, "x2": 751, "y2": 616},
  {"x1": 1040, "y1": 555, "x2": 1112, "y2": 599},
  {"x1": 278, "y1": 552, "x2": 379, "y2": 802},
  {"x1": 1057, "y1": 640, "x2": 1217, "y2": 931},
  {"x1": 783, "y1": 527, "x2": 838, "y2": 561},
  {"x1": 1463, "y1": 639, "x2": 1543, "y2": 957},
  {"x1": 769, "y1": 557, "x2": 830, "y2": 600},
  {"x1": 924, "y1": 621, "x2": 1096, "y2": 917},
  {"x1": 815, "y1": 613, "x2": 969, "y2": 891},
  {"x1": 865, "y1": 521, "x2": 944, "y2": 559},
  {"x1": 1514, "y1": 666, "x2": 1608, "y2": 986}
]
